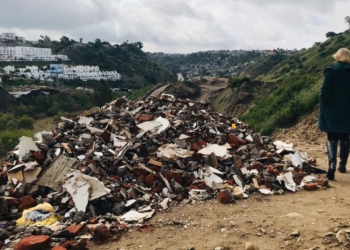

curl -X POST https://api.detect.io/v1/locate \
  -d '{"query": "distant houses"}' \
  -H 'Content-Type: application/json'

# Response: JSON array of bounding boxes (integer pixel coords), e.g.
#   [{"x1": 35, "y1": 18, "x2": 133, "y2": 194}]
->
[
  {"x1": 2, "y1": 64, "x2": 121, "y2": 82},
  {"x1": 0, "y1": 32, "x2": 25, "y2": 42},
  {"x1": 149, "y1": 48, "x2": 299, "y2": 79},
  {"x1": 0, "y1": 46, "x2": 69, "y2": 61}
]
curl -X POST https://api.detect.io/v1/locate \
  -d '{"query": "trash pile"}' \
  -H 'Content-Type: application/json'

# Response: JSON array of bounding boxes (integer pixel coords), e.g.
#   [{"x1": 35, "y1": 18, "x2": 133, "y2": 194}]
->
[{"x1": 0, "y1": 94, "x2": 328, "y2": 249}]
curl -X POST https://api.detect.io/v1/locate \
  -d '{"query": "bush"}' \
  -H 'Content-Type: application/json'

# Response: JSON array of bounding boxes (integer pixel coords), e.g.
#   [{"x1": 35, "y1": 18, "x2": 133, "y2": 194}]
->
[
  {"x1": 17, "y1": 115, "x2": 34, "y2": 130},
  {"x1": 0, "y1": 129, "x2": 33, "y2": 156},
  {"x1": 0, "y1": 113, "x2": 34, "y2": 130},
  {"x1": 229, "y1": 77, "x2": 250, "y2": 88}
]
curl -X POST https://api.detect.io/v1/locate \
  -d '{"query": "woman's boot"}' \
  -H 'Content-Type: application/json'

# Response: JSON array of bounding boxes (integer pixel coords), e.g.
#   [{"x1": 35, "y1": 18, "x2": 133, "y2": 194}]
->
[
  {"x1": 326, "y1": 140, "x2": 337, "y2": 180},
  {"x1": 338, "y1": 141, "x2": 349, "y2": 173}
]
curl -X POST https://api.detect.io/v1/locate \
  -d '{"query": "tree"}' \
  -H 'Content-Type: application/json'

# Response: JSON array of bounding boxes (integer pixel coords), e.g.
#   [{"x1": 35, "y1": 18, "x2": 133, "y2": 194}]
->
[
  {"x1": 79, "y1": 38, "x2": 83, "y2": 43},
  {"x1": 40, "y1": 35, "x2": 51, "y2": 43},
  {"x1": 1, "y1": 75, "x2": 10, "y2": 83},
  {"x1": 92, "y1": 80, "x2": 113, "y2": 106},
  {"x1": 94, "y1": 38, "x2": 102, "y2": 49},
  {"x1": 60, "y1": 36, "x2": 70, "y2": 47},
  {"x1": 326, "y1": 31, "x2": 337, "y2": 38},
  {"x1": 345, "y1": 16, "x2": 350, "y2": 29},
  {"x1": 134, "y1": 42, "x2": 143, "y2": 50}
]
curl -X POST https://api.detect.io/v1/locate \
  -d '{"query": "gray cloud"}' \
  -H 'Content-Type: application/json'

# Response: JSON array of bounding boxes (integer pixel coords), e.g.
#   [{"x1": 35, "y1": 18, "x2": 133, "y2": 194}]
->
[{"x1": 0, "y1": 0, "x2": 349, "y2": 53}]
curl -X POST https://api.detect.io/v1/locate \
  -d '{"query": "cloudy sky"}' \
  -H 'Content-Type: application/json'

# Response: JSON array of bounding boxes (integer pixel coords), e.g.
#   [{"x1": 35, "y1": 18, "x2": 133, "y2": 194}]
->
[{"x1": 0, "y1": 0, "x2": 349, "y2": 53}]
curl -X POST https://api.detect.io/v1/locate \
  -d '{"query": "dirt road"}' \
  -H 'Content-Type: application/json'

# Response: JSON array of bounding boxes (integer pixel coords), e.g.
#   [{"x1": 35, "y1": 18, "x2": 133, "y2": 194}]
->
[
  {"x1": 91, "y1": 139, "x2": 350, "y2": 250},
  {"x1": 147, "y1": 84, "x2": 170, "y2": 98},
  {"x1": 195, "y1": 82, "x2": 227, "y2": 103}
]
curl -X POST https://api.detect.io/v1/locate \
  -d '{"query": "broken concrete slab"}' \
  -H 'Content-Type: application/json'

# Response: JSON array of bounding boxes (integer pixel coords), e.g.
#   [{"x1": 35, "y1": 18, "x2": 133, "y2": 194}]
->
[
  {"x1": 18, "y1": 136, "x2": 40, "y2": 160},
  {"x1": 63, "y1": 171, "x2": 111, "y2": 212},
  {"x1": 198, "y1": 144, "x2": 230, "y2": 158},
  {"x1": 36, "y1": 155, "x2": 79, "y2": 191}
]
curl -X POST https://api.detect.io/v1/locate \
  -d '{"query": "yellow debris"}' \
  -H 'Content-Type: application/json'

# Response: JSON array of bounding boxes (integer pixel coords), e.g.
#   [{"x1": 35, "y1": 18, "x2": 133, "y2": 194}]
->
[{"x1": 16, "y1": 203, "x2": 62, "y2": 226}]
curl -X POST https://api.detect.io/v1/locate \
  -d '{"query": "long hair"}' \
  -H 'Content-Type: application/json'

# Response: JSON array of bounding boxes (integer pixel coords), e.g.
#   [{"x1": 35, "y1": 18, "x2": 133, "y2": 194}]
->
[{"x1": 332, "y1": 48, "x2": 350, "y2": 63}]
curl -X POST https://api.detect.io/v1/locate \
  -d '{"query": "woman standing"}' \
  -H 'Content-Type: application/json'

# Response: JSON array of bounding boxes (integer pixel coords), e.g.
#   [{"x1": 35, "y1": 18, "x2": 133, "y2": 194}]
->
[{"x1": 318, "y1": 48, "x2": 350, "y2": 180}]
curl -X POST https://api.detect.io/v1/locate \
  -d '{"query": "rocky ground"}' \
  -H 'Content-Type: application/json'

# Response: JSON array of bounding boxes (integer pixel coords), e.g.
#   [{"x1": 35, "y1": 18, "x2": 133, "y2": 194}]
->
[{"x1": 92, "y1": 138, "x2": 350, "y2": 250}]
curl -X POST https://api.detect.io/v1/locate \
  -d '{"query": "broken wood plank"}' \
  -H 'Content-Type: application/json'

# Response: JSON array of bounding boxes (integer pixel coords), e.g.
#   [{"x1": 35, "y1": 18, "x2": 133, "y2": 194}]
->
[
  {"x1": 148, "y1": 159, "x2": 162, "y2": 167},
  {"x1": 61, "y1": 143, "x2": 72, "y2": 154},
  {"x1": 253, "y1": 178, "x2": 259, "y2": 189}
]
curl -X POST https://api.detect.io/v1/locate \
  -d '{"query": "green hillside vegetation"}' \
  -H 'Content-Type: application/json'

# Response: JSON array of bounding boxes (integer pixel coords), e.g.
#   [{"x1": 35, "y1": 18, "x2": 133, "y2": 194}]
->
[
  {"x1": 129, "y1": 85, "x2": 152, "y2": 100},
  {"x1": 56, "y1": 40, "x2": 175, "y2": 88},
  {"x1": 240, "y1": 32, "x2": 350, "y2": 135},
  {"x1": 240, "y1": 54, "x2": 288, "y2": 79},
  {"x1": 260, "y1": 33, "x2": 350, "y2": 82}
]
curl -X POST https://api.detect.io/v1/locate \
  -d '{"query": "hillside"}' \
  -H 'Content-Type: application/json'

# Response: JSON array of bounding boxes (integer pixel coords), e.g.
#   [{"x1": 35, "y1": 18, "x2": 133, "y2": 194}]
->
[
  {"x1": 259, "y1": 33, "x2": 349, "y2": 81},
  {"x1": 0, "y1": 39, "x2": 176, "y2": 88},
  {"x1": 149, "y1": 50, "x2": 270, "y2": 78},
  {"x1": 239, "y1": 31, "x2": 350, "y2": 135},
  {"x1": 239, "y1": 54, "x2": 288, "y2": 79},
  {"x1": 60, "y1": 43, "x2": 175, "y2": 88}
]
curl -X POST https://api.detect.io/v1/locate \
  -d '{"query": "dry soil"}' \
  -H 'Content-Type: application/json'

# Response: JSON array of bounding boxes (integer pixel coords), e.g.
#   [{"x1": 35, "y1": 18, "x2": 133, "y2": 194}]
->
[{"x1": 91, "y1": 136, "x2": 350, "y2": 250}]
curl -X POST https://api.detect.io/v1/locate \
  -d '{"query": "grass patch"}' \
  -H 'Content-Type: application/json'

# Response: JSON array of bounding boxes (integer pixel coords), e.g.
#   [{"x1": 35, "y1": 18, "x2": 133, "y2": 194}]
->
[
  {"x1": 240, "y1": 74, "x2": 321, "y2": 135},
  {"x1": 128, "y1": 85, "x2": 151, "y2": 100}
]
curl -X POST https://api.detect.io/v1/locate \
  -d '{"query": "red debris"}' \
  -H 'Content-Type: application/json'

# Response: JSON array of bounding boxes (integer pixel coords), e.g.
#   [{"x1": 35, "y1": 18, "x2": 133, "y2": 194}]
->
[
  {"x1": 218, "y1": 190, "x2": 235, "y2": 204},
  {"x1": 144, "y1": 174, "x2": 154, "y2": 187},
  {"x1": 52, "y1": 247, "x2": 67, "y2": 250},
  {"x1": 138, "y1": 114, "x2": 154, "y2": 123},
  {"x1": 92, "y1": 225, "x2": 111, "y2": 245},
  {"x1": 65, "y1": 224, "x2": 86, "y2": 236},
  {"x1": 18, "y1": 196, "x2": 37, "y2": 212},
  {"x1": 304, "y1": 183, "x2": 318, "y2": 191},
  {"x1": 14, "y1": 235, "x2": 51, "y2": 250}
]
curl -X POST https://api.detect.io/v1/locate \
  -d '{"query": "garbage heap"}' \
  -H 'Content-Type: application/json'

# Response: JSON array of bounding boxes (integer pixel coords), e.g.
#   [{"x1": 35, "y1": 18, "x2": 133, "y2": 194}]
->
[{"x1": 0, "y1": 94, "x2": 327, "y2": 249}]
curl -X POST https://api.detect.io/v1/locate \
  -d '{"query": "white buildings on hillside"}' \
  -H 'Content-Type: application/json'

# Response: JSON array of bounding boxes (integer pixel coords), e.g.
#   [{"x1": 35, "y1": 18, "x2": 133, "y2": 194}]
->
[
  {"x1": 0, "y1": 33, "x2": 16, "y2": 41},
  {"x1": 2, "y1": 65, "x2": 121, "y2": 82},
  {"x1": 0, "y1": 46, "x2": 69, "y2": 61},
  {"x1": 177, "y1": 73, "x2": 184, "y2": 81},
  {"x1": 59, "y1": 65, "x2": 121, "y2": 81},
  {"x1": 0, "y1": 33, "x2": 25, "y2": 42}
]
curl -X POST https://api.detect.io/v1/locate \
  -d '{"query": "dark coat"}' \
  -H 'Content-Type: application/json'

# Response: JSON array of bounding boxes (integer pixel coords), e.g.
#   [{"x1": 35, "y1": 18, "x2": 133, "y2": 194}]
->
[{"x1": 318, "y1": 62, "x2": 350, "y2": 133}]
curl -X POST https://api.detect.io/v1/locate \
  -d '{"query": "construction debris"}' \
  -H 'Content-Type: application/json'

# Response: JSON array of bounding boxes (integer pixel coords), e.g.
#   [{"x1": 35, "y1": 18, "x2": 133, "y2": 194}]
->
[{"x1": 0, "y1": 95, "x2": 327, "y2": 248}]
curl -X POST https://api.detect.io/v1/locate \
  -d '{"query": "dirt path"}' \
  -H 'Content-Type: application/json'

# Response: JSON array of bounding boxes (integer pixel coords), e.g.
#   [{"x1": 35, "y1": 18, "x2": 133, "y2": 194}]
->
[
  {"x1": 91, "y1": 138, "x2": 350, "y2": 250},
  {"x1": 195, "y1": 83, "x2": 226, "y2": 103},
  {"x1": 147, "y1": 84, "x2": 170, "y2": 98},
  {"x1": 143, "y1": 81, "x2": 227, "y2": 103}
]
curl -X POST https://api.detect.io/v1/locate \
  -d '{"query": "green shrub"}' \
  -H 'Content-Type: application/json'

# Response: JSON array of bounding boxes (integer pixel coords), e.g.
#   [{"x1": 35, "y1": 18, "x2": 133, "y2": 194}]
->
[
  {"x1": 129, "y1": 85, "x2": 151, "y2": 100},
  {"x1": 229, "y1": 77, "x2": 250, "y2": 88},
  {"x1": 0, "y1": 129, "x2": 33, "y2": 156}
]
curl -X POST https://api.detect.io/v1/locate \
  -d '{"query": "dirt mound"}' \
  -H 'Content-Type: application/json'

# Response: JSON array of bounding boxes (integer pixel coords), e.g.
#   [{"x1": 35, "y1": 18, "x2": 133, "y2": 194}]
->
[
  {"x1": 273, "y1": 109, "x2": 326, "y2": 144},
  {"x1": 0, "y1": 86, "x2": 17, "y2": 112},
  {"x1": 164, "y1": 81, "x2": 201, "y2": 99}
]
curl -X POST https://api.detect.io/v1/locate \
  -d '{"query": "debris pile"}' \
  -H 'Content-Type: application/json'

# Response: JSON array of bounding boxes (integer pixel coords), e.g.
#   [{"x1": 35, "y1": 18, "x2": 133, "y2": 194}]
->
[{"x1": 0, "y1": 94, "x2": 327, "y2": 249}]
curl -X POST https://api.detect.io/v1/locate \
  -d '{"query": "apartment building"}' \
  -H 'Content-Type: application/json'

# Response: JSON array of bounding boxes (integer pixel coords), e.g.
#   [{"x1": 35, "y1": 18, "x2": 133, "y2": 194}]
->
[
  {"x1": 59, "y1": 65, "x2": 121, "y2": 81},
  {"x1": 2, "y1": 64, "x2": 121, "y2": 82},
  {"x1": 0, "y1": 46, "x2": 69, "y2": 61},
  {"x1": 0, "y1": 33, "x2": 16, "y2": 40}
]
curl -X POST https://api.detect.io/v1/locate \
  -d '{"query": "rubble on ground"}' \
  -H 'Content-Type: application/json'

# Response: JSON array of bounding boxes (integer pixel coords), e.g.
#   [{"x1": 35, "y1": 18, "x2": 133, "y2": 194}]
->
[{"x1": 0, "y1": 94, "x2": 327, "y2": 249}]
